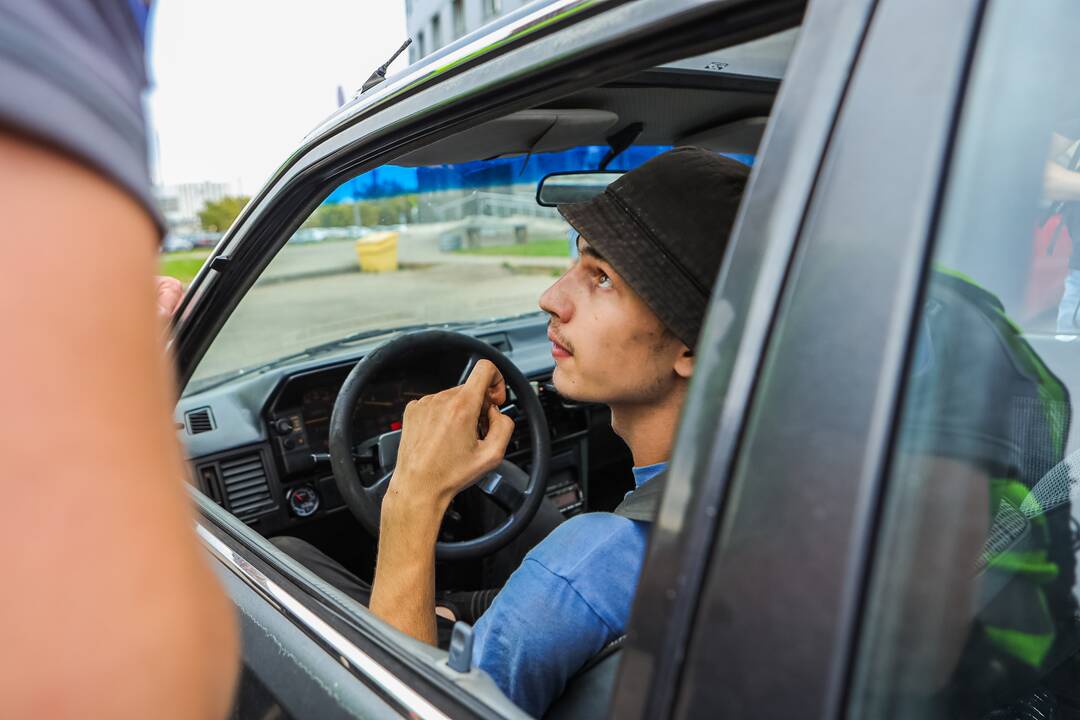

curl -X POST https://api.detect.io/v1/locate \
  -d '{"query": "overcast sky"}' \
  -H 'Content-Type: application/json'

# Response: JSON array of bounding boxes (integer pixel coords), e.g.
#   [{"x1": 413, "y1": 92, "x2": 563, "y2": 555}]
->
[{"x1": 146, "y1": 1, "x2": 410, "y2": 195}]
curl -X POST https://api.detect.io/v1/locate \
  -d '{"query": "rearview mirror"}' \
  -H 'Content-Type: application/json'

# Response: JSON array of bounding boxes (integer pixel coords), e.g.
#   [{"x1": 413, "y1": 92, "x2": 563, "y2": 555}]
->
[{"x1": 536, "y1": 171, "x2": 624, "y2": 207}]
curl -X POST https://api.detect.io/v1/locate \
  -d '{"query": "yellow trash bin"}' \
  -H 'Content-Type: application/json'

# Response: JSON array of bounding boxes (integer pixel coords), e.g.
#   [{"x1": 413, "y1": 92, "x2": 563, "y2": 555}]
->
[{"x1": 355, "y1": 231, "x2": 399, "y2": 272}]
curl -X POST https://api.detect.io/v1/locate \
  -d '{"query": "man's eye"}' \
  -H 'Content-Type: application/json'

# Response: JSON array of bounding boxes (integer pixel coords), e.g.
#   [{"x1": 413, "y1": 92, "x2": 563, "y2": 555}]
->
[{"x1": 597, "y1": 272, "x2": 613, "y2": 289}]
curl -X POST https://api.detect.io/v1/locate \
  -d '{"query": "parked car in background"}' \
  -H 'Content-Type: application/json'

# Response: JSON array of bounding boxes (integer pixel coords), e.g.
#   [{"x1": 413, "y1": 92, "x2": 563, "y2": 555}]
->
[
  {"x1": 189, "y1": 230, "x2": 224, "y2": 248},
  {"x1": 162, "y1": 233, "x2": 194, "y2": 253}
]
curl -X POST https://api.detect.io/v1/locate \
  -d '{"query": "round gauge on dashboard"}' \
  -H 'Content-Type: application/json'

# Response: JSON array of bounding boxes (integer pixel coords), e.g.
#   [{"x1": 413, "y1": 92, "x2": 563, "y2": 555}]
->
[{"x1": 286, "y1": 484, "x2": 320, "y2": 518}]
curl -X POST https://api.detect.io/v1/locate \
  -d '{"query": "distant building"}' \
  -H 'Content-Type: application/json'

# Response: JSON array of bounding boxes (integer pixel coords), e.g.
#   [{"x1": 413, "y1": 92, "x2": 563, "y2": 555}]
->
[
  {"x1": 154, "y1": 180, "x2": 237, "y2": 231},
  {"x1": 405, "y1": 0, "x2": 533, "y2": 63}
]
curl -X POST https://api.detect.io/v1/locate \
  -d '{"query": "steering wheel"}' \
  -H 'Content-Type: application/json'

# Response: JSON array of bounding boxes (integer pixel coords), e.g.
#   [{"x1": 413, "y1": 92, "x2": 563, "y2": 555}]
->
[{"x1": 328, "y1": 330, "x2": 551, "y2": 561}]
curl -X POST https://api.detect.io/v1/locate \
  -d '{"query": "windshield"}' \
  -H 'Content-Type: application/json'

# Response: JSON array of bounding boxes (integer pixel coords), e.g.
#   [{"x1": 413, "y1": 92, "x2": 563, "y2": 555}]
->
[{"x1": 185, "y1": 145, "x2": 709, "y2": 394}]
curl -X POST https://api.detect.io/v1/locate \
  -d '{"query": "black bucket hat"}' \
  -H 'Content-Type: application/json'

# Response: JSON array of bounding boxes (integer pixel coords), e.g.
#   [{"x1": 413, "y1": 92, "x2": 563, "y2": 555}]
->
[{"x1": 557, "y1": 146, "x2": 749, "y2": 348}]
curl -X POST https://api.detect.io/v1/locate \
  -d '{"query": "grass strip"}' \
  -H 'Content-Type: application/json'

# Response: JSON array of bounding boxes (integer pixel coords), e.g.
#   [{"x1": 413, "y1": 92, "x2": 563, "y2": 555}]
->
[
  {"x1": 455, "y1": 238, "x2": 570, "y2": 257},
  {"x1": 160, "y1": 249, "x2": 212, "y2": 284}
]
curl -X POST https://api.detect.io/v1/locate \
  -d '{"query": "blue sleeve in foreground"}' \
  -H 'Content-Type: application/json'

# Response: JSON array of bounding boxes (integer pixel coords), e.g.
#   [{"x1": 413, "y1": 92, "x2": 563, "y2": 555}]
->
[
  {"x1": 471, "y1": 514, "x2": 648, "y2": 717},
  {"x1": 472, "y1": 558, "x2": 611, "y2": 716}
]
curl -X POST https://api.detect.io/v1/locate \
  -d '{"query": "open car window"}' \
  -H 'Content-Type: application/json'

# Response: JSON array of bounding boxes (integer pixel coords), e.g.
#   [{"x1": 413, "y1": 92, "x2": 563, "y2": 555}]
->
[{"x1": 178, "y1": 19, "x2": 803, "y2": 719}]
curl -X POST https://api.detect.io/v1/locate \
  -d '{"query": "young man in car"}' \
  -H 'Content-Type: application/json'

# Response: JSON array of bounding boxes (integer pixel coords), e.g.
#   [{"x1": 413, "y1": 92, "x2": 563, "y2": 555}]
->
[{"x1": 366, "y1": 146, "x2": 749, "y2": 715}]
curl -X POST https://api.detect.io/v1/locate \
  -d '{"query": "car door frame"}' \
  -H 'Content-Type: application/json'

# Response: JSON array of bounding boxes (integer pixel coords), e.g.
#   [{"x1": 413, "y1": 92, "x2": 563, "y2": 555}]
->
[
  {"x1": 614, "y1": 0, "x2": 991, "y2": 718},
  {"x1": 170, "y1": 0, "x2": 812, "y2": 717}
]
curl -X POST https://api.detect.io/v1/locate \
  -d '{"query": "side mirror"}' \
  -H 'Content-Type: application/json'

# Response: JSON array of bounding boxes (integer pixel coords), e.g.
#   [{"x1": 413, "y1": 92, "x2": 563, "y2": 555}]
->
[{"x1": 536, "y1": 171, "x2": 624, "y2": 207}]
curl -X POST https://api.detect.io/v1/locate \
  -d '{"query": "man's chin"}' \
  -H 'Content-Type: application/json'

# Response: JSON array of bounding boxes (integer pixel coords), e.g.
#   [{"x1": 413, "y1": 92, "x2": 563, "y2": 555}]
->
[{"x1": 550, "y1": 367, "x2": 589, "y2": 403}]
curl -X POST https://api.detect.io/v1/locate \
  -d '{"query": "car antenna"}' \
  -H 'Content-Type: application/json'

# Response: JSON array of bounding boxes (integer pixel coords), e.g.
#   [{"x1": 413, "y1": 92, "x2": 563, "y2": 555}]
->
[{"x1": 361, "y1": 39, "x2": 412, "y2": 94}]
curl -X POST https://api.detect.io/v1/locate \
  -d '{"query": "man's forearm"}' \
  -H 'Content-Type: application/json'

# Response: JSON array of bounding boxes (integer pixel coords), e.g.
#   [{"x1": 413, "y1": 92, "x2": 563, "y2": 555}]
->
[
  {"x1": 369, "y1": 365, "x2": 511, "y2": 644},
  {"x1": 0, "y1": 133, "x2": 238, "y2": 718},
  {"x1": 369, "y1": 488, "x2": 447, "y2": 645}
]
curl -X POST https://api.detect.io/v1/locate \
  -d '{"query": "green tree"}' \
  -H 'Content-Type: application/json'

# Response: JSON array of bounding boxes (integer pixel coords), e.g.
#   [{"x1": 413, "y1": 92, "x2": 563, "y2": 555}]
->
[
  {"x1": 198, "y1": 195, "x2": 250, "y2": 232},
  {"x1": 303, "y1": 203, "x2": 355, "y2": 228},
  {"x1": 301, "y1": 195, "x2": 418, "y2": 229}
]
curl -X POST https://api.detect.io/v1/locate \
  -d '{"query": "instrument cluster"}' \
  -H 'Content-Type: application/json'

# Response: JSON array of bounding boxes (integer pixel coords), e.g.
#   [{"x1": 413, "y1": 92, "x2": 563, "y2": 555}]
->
[{"x1": 266, "y1": 361, "x2": 452, "y2": 478}]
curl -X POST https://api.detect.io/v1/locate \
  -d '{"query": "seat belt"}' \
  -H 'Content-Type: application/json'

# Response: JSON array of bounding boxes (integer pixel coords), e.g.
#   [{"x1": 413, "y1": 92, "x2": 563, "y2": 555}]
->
[{"x1": 612, "y1": 471, "x2": 668, "y2": 522}]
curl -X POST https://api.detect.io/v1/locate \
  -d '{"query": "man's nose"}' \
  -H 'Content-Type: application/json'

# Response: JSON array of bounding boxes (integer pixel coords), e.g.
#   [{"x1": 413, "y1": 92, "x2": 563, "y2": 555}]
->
[{"x1": 539, "y1": 272, "x2": 573, "y2": 323}]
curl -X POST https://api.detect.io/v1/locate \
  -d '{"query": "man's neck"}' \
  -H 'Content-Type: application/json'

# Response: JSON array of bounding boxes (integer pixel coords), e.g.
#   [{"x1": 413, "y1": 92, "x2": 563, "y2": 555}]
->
[{"x1": 609, "y1": 390, "x2": 684, "y2": 467}]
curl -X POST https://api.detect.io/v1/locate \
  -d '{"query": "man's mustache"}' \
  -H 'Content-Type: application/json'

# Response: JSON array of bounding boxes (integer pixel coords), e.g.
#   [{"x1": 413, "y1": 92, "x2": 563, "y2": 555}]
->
[{"x1": 547, "y1": 323, "x2": 574, "y2": 354}]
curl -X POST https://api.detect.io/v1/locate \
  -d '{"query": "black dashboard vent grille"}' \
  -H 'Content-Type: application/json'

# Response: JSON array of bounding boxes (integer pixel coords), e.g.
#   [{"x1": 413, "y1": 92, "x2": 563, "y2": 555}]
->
[
  {"x1": 196, "y1": 464, "x2": 224, "y2": 505},
  {"x1": 219, "y1": 453, "x2": 275, "y2": 520},
  {"x1": 185, "y1": 407, "x2": 215, "y2": 435}
]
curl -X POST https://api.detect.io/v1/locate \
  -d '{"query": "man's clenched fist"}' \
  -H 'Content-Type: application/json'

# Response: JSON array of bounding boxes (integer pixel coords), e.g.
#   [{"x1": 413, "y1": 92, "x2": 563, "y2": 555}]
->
[{"x1": 388, "y1": 359, "x2": 515, "y2": 511}]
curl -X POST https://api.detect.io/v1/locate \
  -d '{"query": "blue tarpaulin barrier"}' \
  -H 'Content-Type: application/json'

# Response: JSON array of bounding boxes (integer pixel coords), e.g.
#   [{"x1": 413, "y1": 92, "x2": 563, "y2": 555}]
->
[{"x1": 323, "y1": 146, "x2": 753, "y2": 204}]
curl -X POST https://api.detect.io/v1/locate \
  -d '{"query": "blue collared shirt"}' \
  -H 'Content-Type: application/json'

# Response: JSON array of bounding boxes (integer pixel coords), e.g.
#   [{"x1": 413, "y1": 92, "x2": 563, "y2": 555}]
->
[{"x1": 472, "y1": 462, "x2": 667, "y2": 716}]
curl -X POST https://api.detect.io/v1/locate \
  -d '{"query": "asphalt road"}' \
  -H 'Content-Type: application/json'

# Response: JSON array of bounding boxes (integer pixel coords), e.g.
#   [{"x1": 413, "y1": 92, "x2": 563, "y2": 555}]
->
[{"x1": 193, "y1": 260, "x2": 563, "y2": 382}]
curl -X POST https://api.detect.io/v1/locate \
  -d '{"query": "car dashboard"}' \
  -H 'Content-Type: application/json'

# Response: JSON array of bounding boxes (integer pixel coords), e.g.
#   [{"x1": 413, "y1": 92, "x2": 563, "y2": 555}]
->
[{"x1": 176, "y1": 317, "x2": 632, "y2": 538}]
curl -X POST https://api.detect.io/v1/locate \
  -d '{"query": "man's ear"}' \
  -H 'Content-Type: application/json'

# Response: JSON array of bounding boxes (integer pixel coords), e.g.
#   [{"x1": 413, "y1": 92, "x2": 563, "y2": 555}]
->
[{"x1": 674, "y1": 345, "x2": 694, "y2": 379}]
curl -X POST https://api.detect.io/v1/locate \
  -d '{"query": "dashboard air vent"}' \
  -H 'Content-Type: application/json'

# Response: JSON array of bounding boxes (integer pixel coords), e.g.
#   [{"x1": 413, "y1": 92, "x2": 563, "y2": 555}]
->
[
  {"x1": 185, "y1": 407, "x2": 215, "y2": 435},
  {"x1": 219, "y1": 453, "x2": 275, "y2": 520},
  {"x1": 196, "y1": 464, "x2": 224, "y2": 505},
  {"x1": 478, "y1": 332, "x2": 511, "y2": 354}
]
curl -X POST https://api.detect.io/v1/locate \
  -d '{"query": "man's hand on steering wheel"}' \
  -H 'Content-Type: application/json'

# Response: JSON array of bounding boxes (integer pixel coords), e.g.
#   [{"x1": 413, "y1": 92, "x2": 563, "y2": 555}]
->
[
  {"x1": 369, "y1": 359, "x2": 516, "y2": 645},
  {"x1": 390, "y1": 359, "x2": 515, "y2": 511}
]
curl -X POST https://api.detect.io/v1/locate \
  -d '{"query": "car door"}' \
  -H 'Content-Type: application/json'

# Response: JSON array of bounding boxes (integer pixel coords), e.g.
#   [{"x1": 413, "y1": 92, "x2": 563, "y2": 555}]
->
[
  {"x1": 171, "y1": 0, "x2": 814, "y2": 717},
  {"x1": 616, "y1": 0, "x2": 1080, "y2": 718}
]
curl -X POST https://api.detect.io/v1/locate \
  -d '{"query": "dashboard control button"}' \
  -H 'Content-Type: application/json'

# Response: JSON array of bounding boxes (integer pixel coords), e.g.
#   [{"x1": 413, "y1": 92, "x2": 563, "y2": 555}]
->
[
  {"x1": 274, "y1": 418, "x2": 293, "y2": 435},
  {"x1": 282, "y1": 437, "x2": 295, "y2": 450},
  {"x1": 286, "y1": 485, "x2": 320, "y2": 518}
]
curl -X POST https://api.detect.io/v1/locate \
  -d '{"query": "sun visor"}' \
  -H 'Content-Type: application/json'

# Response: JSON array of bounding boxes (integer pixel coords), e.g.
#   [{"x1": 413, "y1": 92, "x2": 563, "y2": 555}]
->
[
  {"x1": 678, "y1": 116, "x2": 769, "y2": 154},
  {"x1": 394, "y1": 109, "x2": 620, "y2": 166}
]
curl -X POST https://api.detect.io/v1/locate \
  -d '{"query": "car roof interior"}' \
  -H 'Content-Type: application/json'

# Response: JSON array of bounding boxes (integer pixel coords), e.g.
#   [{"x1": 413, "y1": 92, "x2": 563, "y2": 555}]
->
[{"x1": 393, "y1": 28, "x2": 796, "y2": 166}]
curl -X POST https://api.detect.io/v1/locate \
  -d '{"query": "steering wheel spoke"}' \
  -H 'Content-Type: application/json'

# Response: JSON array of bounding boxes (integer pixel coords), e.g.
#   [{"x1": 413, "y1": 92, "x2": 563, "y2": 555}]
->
[
  {"x1": 476, "y1": 461, "x2": 528, "y2": 514},
  {"x1": 367, "y1": 471, "x2": 393, "y2": 503}
]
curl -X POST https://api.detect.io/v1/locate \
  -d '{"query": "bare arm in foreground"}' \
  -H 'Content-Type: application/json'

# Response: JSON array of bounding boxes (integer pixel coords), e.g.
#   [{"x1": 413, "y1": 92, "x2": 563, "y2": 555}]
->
[{"x1": 0, "y1": 133, "x2": 238, "y2": 718}]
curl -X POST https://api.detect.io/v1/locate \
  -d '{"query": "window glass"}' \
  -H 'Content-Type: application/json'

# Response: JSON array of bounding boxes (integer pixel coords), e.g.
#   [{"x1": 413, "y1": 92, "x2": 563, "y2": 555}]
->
[
  {"x1": 186, "y1": 145, "x2": 675, "y2": 393},
  {"x1": 849, "y1": 1, "x2": 1080, "y2": 717}
]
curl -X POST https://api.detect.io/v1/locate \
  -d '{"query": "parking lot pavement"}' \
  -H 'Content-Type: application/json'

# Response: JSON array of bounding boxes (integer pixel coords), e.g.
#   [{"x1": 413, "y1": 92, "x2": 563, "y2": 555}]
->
[
  {"x1": 260, "y1": 239, "x2": 359, "y2": 282},
  {"x1": 192, "y1": 261, "x2": 559, "y2": 382}
]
